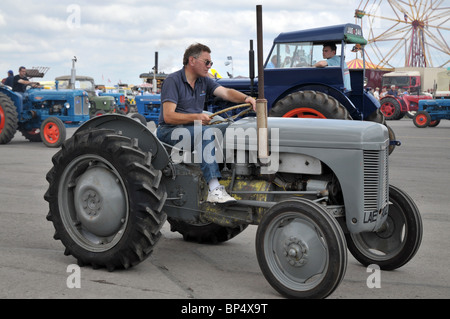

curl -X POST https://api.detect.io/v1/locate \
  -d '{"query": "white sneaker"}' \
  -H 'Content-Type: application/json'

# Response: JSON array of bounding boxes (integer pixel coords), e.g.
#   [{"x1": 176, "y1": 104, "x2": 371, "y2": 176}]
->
[{"x1": 207, "y1": 186, "x2": 237, "y2": 204}]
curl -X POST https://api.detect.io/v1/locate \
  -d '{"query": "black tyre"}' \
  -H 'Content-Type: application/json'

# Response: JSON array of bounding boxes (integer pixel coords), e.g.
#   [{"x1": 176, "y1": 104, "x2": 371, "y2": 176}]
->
[
  {"x1": 40, "y1": 117, "x2": 66, "y2": 148},
  {"x1": 20, "y1": 128, "x2": 42, "y2": 142},
  {"x1": 346, "y1": 185, "x2": 422, "y2": 270},
  {"x1": 269, "y1": 90, "x2": 351, "y2": 120},
  {"x1": 256, "y1": 199, "x2": 347, "y2": 299},
  {"x1": 91, "y1": 110, "x2": 106, "y2": 118},
  {"x1": 45, "y1": 128, "x2": 167, "y2": 270},
  {"x1": 380, "y1": 97, "x2": 401, "y2": 120},
  {"x1": 0, "y1": 92, "x2": 18, "y2": 144},
  {"x1": 429, "y1": 119, "x2": 440, "y2": 127},
  {"x1": 168, "y1": 217, "x2": 248, "y2": 244}
]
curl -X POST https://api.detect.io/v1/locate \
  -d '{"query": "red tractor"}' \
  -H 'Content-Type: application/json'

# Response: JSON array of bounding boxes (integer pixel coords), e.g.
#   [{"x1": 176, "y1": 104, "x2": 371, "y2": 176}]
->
[{"x1": 380, "y1": 94, "x2": 432, "y2": 120}]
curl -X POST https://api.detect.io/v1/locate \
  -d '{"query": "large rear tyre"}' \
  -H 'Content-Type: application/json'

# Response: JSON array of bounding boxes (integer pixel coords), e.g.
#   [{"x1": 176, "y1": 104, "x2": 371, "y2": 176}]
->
[
  {"x1": 269, "y1": 90, "x2": 351, "y2": 120},
  {"x1": 0, "y1": 92, "x2": 18, "y2": 144},
  {"x1": 20, "y1": 128, "x2": 42, "y2": 142},
  {"x1": 45, "y1": 128, "x2": 167, "y2": 270},
  {"x1": 256, "y1": 199, "x2": 347, "y2": 299},
  {"x1": 346, "y1": 185, "x2": 422, "y2": 270},
  {"x1": 168, "y1": 218, "x2": 248, "y2": 244},
  {"x1": 380, "y1": 97, "x2": 401, "y2": 120}
]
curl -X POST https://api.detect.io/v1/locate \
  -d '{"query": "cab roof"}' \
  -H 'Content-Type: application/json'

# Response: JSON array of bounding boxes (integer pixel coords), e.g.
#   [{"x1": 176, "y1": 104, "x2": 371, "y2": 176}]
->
[{"x1": 273, "y1": 23, "x2": 367, "y2": 45}]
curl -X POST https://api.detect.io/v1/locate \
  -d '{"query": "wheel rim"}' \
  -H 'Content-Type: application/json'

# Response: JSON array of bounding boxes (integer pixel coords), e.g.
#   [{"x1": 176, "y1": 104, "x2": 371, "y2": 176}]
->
[
  {"x1": 349, "y1": 202, "x2": 406, "y2": 262},
  {"x1": 282, "y1": 108, "x2": 327, "y2": 118},
  {"x1": 264, "y1": 212, "x2": 329, "y2": 291},
  {"x1": 58, "y1": 154, "x2": 128, "y2": 252},
  {"x1": 381, "y1": 103, "x2": 394, "y2": 117},
  {"x1": 43, "y1": 121, "x2": 61, "y2": 144},
  {"x1": 415, "y1": 114, "x2": 428, "y2": 126}
]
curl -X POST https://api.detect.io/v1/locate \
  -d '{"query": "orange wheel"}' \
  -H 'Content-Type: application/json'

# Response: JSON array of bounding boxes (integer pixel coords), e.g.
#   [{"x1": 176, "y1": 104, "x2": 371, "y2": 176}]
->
[
  {"x1": 282, "y1": 107, "x2": 327, "y2": 118},
  {"x1": 40, "y1": 117, "x2": 66, "y2": 147}
]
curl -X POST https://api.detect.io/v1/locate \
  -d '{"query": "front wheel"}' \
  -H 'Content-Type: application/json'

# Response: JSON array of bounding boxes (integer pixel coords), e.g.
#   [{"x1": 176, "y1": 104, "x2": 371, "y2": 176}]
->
[
  {"x1": 346, "y1": 185, "x2": 422, "y2": 270},
  {"x1": 413, "y1": 111, "x2": 430, "y2": 128},
  {"x1": 40, "y1": 117, "x2": 66, "y2": 147},
  {"x1": 256, "y1": 199, "x2": 347, "y2": 299},
  {"x1": 45, "y1": 128, "x2": 167, "y2": 270}
]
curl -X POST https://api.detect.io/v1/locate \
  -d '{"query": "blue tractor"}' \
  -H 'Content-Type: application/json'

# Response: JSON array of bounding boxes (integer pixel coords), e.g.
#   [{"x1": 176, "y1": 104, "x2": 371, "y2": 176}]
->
[
  {"x1": 133, "y1": 93, "x2": 161, "y2": 124},
  {"x1": 0, "y1": 83, "x2": 90, "y2": 147},
  {"x1": 215, "y1": 23, "x2": 396, "y2": 152},
  {"x1": 413, "y1": 98, "x2": 450, "y2": 128}
]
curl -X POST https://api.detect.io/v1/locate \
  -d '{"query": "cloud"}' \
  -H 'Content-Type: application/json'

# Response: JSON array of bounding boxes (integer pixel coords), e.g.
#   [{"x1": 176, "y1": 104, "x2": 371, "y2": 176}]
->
[
  {"x1": 0, "y1": 0, "x2": 358, "y2": 83},
  {"x1": 2, "y1": 0, "x2": 446, "y2": 85}
]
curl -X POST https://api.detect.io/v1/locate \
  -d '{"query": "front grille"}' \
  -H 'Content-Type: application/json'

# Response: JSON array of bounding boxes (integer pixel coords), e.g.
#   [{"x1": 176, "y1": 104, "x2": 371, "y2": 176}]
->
[
  {"x1": 84, "y1": 97, "x2": 90, "y2": 115},
  {"x1": 363, "y1": 150, "x2": 388, "y2": 212},
  {"x1": 74, "y1": 96, "x2": 82, "y2": 115}
]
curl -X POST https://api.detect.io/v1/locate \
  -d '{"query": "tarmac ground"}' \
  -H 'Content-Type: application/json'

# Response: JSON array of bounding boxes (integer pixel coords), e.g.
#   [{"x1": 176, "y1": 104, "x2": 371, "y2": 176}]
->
[{"x1": 0, "y1": 117, "x2": 449, "y2": 301}]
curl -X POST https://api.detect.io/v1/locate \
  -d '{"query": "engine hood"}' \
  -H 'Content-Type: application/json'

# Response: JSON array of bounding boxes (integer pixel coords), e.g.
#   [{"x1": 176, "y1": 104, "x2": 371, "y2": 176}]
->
[
  {"x1": 27, "y1": 88, "x2": 87, "y2": 102},
  {"x1": 226, "y1": 117, "x2": 388, "y2": 151}
]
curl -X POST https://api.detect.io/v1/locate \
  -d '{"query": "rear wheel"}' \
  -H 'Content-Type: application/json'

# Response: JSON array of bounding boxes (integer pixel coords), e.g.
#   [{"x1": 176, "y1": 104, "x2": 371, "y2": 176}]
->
[
  {"x1": 256, "y1": 199, "x2": 347, "y2": 299},
  {"x1": 380, "y1": 97, "x2": 401, "y2": 120},
  {"x1": 40, "y1": 117, "x2": 66, "y2": 147},
  {"x1": 429, "y1": 119, "x2": 440, "y2": 127},
  {"x1": 45, "y1": 128, "x2": 167, "y2": 270},
  {"x1": 168, "y1": 218, "x2": 248, "y2": 244},
  {"x1": 413, "y1": 111, "x2": 430, "y2": 128},
  {"x1": 0, "y1": 92, "x2": 18, "y2": 144},
  {"x1": 270, "y1": 90, "x2": 397, "y2": 154},
  {"x1": 269, "y1": 90, "x2": 351, "y2": 120},
  {"x1": 20, "y1": 128, "x2": 42, "y2": 142}
]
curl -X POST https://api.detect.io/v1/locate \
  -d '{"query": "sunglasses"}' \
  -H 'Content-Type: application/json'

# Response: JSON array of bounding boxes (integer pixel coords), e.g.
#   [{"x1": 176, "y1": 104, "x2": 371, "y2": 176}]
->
[{"x1": 195, "y1": 57, "x2": 213, "y2": 67}]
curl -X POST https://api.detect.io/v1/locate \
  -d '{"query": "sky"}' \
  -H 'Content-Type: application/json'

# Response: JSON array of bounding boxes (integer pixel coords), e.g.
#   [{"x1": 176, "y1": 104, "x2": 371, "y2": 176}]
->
[{"x1": 0, "y1": 0, "x2": 448, "y2": 87}]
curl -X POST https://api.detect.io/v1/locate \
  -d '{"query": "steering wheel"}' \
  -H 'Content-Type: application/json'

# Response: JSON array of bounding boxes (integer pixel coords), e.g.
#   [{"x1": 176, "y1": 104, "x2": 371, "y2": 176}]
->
[{"x1": 208, "y1": 103, "x2": 253, "y2": 124}]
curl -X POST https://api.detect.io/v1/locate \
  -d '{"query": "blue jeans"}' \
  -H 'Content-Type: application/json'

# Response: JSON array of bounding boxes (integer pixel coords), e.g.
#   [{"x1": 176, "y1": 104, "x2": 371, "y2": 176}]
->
[{"x1": 157, "y1": 123, "x2": 228, "y2": 183}]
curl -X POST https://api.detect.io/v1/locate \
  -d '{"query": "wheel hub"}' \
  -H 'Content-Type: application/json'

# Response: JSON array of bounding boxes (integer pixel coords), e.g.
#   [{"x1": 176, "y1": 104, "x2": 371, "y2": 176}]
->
[
  {"x1": 376, "y1": 216, "x2": 395, "y2": 239},
  {"x1": 82, "y1": 190, "x2": 102, "y2": 217},
  {"x1": 74, "y1": 166, "x2": 127, "y2": 237},
  {"x1": 284, "y1": 236, "x2": 308, "y2": 267}
]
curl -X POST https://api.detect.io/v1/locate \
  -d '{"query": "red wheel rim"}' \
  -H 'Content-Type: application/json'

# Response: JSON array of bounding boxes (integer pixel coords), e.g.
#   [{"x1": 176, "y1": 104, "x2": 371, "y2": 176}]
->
[
  {"x1": 415, "y1": 114, "x2": 427, "y2": 126},
  {"x1": 381, "y1": 103, "x2": 394, "y2": 117},
  {"x1": 282, "y1": 108, "x2": 327, "y2": 119},
  {"x1": 43, "y1": 122, "x2": 60, "y2": 144}
]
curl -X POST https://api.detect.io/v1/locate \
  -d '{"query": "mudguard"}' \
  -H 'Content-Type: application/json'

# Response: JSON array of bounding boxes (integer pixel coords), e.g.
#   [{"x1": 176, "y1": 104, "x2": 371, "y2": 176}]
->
[{"x1": 74, "y1": 114, "x2": 169, "y2": 170}]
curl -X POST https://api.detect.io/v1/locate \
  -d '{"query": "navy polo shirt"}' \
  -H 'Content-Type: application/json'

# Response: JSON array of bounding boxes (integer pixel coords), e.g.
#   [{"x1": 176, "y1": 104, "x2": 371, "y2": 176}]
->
[{"x1": 159, "y1": 67, "x2": 220, "y2": 125}]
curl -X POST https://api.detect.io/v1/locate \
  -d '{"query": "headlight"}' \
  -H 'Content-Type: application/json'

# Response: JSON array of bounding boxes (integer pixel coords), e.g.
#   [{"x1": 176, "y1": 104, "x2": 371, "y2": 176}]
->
[{"x1": 65, "y1": 102, "x2": 70, "y2": 109}]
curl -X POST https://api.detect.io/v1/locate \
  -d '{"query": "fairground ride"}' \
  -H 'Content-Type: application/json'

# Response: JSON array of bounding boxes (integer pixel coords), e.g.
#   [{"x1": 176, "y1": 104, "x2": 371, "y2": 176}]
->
[{"x1": 355, "y1": 0, "x2": 449, "y2": 68}]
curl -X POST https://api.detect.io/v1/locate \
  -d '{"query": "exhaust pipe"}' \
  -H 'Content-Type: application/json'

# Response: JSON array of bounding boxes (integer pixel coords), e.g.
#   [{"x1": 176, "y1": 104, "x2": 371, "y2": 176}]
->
[
  {"x1": 256, "y1": 5, "x2": 269, "y2": 159},
  {"x1": 70, "y1": 56, "x2": 77, "y2": 90}
]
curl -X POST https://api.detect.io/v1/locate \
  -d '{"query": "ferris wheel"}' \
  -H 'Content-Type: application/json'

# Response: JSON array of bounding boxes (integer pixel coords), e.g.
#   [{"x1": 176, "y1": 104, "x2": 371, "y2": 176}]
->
[{"x1": 355, "y1": 0, "x2": 450, "y2": 68}]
